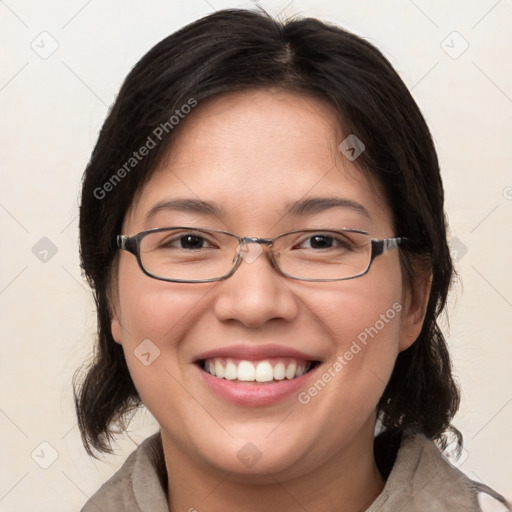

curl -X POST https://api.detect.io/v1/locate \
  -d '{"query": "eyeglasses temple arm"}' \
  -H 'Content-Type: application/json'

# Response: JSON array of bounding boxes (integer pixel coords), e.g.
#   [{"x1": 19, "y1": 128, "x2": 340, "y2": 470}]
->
[
  {"x1": 372, "y1": 237, "x2": 406, "y2": 257},
  {"x1": 117, "y1": 235, "x2": 128, "y2": 250}
]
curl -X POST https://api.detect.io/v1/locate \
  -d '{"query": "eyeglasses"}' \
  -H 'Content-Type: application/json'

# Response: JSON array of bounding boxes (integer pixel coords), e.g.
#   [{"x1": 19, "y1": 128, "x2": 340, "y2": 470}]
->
[{"x1": 117, "y1": 227, "x2": 406, "y2": 283}]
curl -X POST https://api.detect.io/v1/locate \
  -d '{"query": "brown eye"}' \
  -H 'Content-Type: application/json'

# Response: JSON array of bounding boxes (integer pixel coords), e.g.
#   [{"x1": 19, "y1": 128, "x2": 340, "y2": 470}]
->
[
  {"x1": 175, "y1": 234, "x2": 208, "y2": 249},
  {"x1": 158, "y1": 232, "x2": 216, "y2": 250},
  {"x1": 294, "y1": 233, "x2": 353, "y2": 251},
  {"x1": 305, "y1": 234, "x2": 335, "y2": 249}
]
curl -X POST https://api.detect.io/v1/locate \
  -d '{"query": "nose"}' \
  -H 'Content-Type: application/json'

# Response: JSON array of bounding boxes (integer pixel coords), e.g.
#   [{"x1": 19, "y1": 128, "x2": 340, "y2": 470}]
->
[{"x1": 212, "y1": 242, "x2": 300, "y2": 328}]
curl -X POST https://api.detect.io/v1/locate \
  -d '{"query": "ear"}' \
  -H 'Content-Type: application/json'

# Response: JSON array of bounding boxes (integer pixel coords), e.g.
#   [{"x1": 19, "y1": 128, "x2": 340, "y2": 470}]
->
[
  {"x1": 111, "y1": 313, "x2": 123, "y2": 345},
  {"x1": 109, "y1": 294, "x2": 123, "y2": 345},
  {"x1": 399, "y1": 271, "x2": 432, "y2": 352},
  {"x1": 107, "y1": 267, "x2": 123, "y2": 345}
]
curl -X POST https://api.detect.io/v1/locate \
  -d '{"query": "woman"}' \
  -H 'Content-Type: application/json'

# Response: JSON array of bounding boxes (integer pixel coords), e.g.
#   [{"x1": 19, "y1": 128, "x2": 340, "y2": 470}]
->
[{"x1": 75, "y1": 8, "x2": 511, "y2": 511}]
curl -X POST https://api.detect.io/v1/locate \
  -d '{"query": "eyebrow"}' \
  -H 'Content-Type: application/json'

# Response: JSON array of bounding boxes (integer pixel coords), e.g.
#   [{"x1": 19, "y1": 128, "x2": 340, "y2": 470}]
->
[
  {"x1": 145, "y1": 199, "x2": 225, "y2": 224},
  {"x1": 144, "y1": 196, "x2": 371, "y2": 225},
  {"x1": 285, "y1": 196, "x2": 371, "y2": 219}
]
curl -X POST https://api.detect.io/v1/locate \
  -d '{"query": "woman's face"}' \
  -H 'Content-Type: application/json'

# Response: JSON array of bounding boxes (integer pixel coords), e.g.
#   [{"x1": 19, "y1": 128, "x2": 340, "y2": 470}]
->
[{"x1": 111, "y1": 89, "x2": 425, "y2": 479}]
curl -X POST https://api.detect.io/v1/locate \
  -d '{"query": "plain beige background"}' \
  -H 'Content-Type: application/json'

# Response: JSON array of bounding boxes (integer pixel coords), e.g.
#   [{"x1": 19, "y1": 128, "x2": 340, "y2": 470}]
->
[{"x1": 1, "y1": 0, "x2": 511, "y2": 510}]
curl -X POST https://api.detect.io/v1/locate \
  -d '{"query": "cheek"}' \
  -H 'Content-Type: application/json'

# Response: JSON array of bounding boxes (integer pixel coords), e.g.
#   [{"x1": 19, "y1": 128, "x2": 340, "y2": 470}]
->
[
  {"x1": 113, "y1": 258, "x2": 210, "y2": 404},
  {"x1": 115, "y1": 253, "x2": 209, "y2": 344},
  {"x1": 301, "y1": 271, "x2": 404, "y2": 410},
  {"x1": 310, "y1": 265, "x2": 403, "y2": 351}
]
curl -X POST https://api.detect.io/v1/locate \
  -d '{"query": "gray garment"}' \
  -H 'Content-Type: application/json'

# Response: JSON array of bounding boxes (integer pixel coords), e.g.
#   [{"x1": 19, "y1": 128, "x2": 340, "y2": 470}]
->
[{"x1": 81, "y1": 430, "x2": 511, "y2": 511}]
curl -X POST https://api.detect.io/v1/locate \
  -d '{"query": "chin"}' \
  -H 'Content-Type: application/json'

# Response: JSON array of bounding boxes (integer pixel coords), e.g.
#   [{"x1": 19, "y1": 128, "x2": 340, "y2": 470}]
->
[{"x1": 207, "y1": 443, "x2": 310, "y2": 480}]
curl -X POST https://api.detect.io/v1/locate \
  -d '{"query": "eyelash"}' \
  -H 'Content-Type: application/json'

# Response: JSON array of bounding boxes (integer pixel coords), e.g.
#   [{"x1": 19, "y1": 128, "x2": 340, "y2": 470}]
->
[{"x1": 159, "y1": 232, "x2": 353, "y2": 251}]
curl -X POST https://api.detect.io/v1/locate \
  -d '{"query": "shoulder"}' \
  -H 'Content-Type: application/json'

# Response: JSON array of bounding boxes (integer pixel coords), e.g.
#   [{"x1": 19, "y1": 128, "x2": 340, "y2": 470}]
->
[
  {"x1": 369, "y1": 429, "x2": 512, "y2": 512},
  {"x1": 80, "y1": 432, "x2": 169, "y2": 512}
]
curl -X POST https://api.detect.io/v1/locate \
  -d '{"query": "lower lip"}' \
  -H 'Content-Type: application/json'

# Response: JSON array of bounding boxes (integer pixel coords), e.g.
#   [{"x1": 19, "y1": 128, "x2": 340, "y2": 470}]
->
[{"x1": 196, "y1": 364, "x2": 319, "y2": 406}]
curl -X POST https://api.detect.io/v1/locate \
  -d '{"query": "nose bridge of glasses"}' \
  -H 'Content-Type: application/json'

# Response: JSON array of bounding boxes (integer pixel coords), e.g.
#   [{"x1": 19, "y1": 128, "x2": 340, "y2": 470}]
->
[
  {"x1": 235, "y1": 236, "x2": 274, "y2": 265},
  {"x1": 239, "y1": 236, "x2": 273, "y2": 245}
]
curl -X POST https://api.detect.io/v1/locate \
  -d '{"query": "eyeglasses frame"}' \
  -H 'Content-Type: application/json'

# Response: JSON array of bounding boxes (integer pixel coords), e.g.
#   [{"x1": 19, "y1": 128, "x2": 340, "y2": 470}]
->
[{"x1": 117, "y1": 226, "x2": 406, "y2": 283}]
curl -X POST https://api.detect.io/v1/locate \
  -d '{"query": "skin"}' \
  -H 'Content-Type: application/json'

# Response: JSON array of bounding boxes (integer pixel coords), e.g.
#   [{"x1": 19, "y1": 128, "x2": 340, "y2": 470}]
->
[{"x1": 111, "y1": 89, "x2": 430, "y2": 511}]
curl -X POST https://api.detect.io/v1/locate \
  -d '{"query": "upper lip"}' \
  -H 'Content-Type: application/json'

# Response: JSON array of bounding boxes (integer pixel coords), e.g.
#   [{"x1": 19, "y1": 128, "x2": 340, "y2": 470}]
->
[{"x1": 194, "y1": 343, "x2": 321, "y2": 363}]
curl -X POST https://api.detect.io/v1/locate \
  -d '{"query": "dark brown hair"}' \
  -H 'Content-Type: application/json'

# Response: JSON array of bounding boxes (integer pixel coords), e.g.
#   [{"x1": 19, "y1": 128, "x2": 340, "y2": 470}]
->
[{"x1": 75, "y1": 7, "x2": 460, "y2": 457}]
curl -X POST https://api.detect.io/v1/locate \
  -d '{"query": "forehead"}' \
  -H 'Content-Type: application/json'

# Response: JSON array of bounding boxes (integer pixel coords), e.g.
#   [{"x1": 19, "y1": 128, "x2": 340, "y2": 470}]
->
[{"x1": 125, "y1": 89, "x2": 392, "y2": 234}]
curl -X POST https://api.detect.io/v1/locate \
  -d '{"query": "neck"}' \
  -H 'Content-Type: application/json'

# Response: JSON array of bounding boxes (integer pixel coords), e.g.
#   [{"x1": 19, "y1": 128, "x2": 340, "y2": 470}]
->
[{"x1": 162, "y1": 420, "x2": 386, "y2": 512}]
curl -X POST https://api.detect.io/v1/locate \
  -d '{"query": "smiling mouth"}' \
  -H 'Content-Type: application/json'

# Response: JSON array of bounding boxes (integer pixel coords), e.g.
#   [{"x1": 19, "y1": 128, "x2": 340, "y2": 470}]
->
[{"x1": 198, "y1": 357, "x2": 320, "y2": 384}]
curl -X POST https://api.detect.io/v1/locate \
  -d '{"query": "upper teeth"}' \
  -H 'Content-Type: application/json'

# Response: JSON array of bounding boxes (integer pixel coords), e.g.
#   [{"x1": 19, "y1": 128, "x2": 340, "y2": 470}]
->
[{"x1": 204, "y1": 357, "x2": 312, "y2": 382}]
